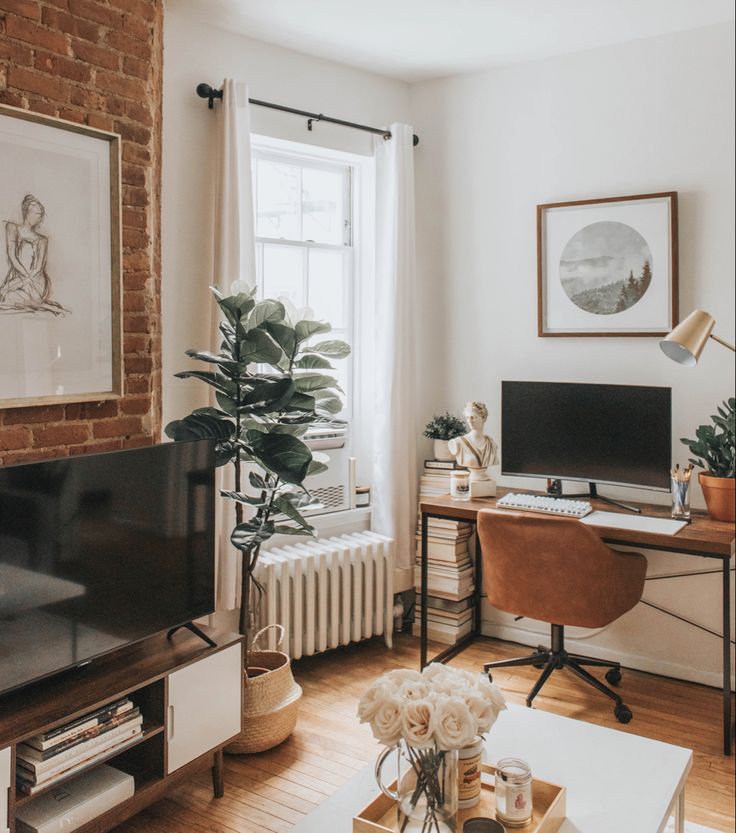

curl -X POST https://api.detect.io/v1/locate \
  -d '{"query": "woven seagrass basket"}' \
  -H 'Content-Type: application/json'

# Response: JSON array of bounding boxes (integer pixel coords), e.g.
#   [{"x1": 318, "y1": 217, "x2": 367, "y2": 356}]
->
[{"x1": 226, "y1": 624, "x2": 302, "y2": 755}]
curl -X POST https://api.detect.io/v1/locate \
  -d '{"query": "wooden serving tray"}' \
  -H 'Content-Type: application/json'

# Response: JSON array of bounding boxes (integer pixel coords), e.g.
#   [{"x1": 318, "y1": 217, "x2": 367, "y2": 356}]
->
[{"x1": 354, "y1": 763, "x2": 566, "y2": 833}]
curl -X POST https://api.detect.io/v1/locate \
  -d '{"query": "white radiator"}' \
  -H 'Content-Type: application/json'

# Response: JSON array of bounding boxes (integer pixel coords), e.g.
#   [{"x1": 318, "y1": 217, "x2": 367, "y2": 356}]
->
[{"x1": 255, "y1": 531, "x2": 394, "y2": 659}]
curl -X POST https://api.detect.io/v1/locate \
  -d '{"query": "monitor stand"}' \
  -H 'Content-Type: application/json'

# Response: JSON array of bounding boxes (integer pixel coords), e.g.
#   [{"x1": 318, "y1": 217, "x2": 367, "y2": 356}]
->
[{"x1": 547, "y1": 480, "x2": 642, "y2": 514}]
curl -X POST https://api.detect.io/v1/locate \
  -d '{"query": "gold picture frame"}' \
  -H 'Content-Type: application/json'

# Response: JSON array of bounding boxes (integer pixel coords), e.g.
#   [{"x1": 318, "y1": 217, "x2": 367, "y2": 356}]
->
[
  {"x1": 537, "y1": 192, "x2": 679, "y2": 337},
  {"x1": 0, "y1": 104, "x2": 122, "y2": 408}
]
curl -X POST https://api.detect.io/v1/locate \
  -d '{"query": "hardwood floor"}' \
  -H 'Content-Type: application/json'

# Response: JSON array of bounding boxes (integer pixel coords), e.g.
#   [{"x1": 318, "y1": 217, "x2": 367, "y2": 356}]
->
[{"x1": 113, "y1": 634, "x2": 735, "y2": 833}]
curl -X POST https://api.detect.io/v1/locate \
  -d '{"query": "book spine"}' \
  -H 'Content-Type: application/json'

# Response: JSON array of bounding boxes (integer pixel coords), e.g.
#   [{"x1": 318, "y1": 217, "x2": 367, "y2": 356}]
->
[
  {"x1": 16, "y1": 731, "x2": 142, "y2": 794},
  {"x1": 17, "y1": 719, "x2": 143, "y2": 778},
  {"x1": 26, "y1": 701, "x2": 134, "y2": 751},
  {"x1": 40, "y1": 699, "x2": 130, "y2": 741},
  {"x1": 25, "y1": 709, "x2": 141, "y2": 759}
]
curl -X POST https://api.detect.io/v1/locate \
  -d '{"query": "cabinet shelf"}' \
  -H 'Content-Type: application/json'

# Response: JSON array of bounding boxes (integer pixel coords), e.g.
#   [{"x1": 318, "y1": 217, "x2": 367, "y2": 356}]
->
[
  {"x1": 15, "y1": 722, "x2": 165, "y2": 808},
  {"x1": 0, "y1": 626, "x2": 243, "y2": 833}
]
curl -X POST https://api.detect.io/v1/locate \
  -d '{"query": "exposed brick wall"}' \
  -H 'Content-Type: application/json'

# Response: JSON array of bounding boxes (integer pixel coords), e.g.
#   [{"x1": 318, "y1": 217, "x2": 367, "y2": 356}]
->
[{"x1": 0, "y1": 0, "x2": 163, "y2": 466}]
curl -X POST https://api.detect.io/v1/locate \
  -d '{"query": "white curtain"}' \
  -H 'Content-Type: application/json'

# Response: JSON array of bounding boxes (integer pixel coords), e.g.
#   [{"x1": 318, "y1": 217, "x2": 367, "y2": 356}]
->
[
  {"x1": 212, "y1": 79, "x2": 256, "y2": 610},
  {"x1": 372, "y1": 123, "x2": 418, "y2": 570}
]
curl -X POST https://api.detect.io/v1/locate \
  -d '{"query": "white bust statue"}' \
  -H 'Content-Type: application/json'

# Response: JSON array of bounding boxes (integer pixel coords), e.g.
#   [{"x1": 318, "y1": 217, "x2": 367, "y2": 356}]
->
[{"x1": 447, "y1": 401, "x2": 499, "y2": 497}]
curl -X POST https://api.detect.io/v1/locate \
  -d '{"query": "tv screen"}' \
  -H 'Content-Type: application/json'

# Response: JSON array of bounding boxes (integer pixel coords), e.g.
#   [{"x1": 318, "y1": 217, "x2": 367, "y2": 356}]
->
[
  {"x1": 0, "y1": 440, "x2": 215, "y2": 696},
  {"x1": 502, "y1": 381, "x2": 671, "y2": 490}
]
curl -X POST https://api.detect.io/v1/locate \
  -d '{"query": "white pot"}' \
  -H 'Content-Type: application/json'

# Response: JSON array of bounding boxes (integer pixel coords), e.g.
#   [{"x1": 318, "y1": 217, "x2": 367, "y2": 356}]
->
[{"x1": 433, "y1": 439, "x2": 454, "y2": 461}]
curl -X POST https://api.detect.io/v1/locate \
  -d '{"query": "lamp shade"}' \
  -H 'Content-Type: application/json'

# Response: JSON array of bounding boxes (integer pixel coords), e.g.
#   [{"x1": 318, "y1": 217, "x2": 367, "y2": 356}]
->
[{"x1": 659, "y1": 309, "x2": 715, "y2": 366}]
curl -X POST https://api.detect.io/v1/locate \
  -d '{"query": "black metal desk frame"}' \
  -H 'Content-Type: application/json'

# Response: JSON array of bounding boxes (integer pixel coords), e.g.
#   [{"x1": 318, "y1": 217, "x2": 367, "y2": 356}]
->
[{"x1": 419, "y1": 506, "x2": 734, "y2": 756}]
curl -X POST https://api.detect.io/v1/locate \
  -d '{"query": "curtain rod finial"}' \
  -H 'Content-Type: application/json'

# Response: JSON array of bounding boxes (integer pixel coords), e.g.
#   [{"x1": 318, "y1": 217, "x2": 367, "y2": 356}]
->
[{"x1": 196, "y1": 83, "x2": 223, "y2": 109}]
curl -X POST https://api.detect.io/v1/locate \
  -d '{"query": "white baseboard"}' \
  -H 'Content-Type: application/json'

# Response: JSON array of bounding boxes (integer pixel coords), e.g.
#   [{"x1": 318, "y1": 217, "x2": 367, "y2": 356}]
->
[{"x1": 482, "y1": 620, "x2": 736, "y2": 691}]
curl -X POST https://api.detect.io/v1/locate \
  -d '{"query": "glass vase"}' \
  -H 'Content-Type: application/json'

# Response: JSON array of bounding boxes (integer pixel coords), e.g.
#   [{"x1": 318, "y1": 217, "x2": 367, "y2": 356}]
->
[{"x1": 375, "y1": 741, "x2": 459, "y2": 833}]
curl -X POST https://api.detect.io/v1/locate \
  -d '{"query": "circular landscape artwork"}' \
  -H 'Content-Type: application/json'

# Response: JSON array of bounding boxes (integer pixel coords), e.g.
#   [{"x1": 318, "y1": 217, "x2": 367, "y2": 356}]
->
[{"x1": 559, "y1": 221, "x2": 653, "y2": 315}]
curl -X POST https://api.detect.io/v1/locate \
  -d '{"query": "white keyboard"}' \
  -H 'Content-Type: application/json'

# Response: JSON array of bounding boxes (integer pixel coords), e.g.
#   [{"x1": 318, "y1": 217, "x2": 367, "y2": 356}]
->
[{"x1": 497, "y1": 492, "x2": 593, "y2": 518}]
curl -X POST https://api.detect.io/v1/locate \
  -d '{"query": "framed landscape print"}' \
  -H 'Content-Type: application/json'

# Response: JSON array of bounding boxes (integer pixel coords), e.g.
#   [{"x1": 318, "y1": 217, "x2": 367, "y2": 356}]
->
[
  {"x1": 537, "y1": 192, "x2": 678, "y2": 337},
  {"x1": 0, "y1": 105, "x2": 122, "y2": 408}
]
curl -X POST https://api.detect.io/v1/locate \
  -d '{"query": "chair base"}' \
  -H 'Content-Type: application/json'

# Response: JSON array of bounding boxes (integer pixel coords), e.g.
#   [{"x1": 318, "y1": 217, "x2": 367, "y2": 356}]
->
[{"x1": 483, "y1": 625, "x2": 633, "y2": 724}]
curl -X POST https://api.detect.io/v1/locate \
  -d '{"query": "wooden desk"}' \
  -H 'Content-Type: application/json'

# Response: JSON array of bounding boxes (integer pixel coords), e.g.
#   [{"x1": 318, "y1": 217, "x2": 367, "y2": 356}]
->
[{"x1": 418, "y1": 488, "x2": 735, "y2": 754}]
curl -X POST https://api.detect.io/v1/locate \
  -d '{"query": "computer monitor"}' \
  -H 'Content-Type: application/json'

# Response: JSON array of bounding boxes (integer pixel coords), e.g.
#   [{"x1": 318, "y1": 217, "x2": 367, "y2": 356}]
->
[{"x1": 501, "y1": 381, "x2": 672, "y2": 491}]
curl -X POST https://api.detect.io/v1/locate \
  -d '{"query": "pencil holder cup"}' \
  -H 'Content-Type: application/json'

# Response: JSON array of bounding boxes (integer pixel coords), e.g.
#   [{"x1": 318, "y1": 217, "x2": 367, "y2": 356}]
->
[{"x1": 671, "y1": 475, "x2": 691, "y2": 521}]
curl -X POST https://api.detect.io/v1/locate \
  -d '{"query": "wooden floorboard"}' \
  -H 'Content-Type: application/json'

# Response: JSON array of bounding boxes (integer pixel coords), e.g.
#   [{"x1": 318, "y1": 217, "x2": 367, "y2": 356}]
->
[{"x1": 111, "y1": 634, "x2": 735, "y2": 832}]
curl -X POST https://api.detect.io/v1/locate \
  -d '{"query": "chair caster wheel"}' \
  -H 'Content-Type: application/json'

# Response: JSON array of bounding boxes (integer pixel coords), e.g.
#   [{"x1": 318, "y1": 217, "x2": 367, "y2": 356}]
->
[
  {"x1": 605, "y1": 668, "x2": 622, "y2": 686},
  {"x1": 614, "y1": 704, "x2": 632, "y2": 724},
  {"x1": 486, "y1": 671, "x2": 494, "y2": 683}
]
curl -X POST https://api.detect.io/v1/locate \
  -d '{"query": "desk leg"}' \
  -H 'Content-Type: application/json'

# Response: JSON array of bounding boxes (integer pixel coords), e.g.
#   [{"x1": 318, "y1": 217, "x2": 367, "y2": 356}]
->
[
  {"x1": 213, "y1": 748, "x2": 224, "y2": 798},
  {"x1": 723, "y1": 558, "x2": 732, "y2": 756},
  {"x1": 420, "y1": 512, "x2": 429, "y2": 670},
  {"x1": 674, "y1": 787, "x2": 685, "y2": 833}
]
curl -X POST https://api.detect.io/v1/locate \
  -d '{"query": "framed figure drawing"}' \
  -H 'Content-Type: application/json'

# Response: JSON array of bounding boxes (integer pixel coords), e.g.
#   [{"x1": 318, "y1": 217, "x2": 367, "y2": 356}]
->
[
  {"x1": 537, "y1": 192, "x2": 678, "y2": 337},
  {"x1": 0, "y1": 105, "x2": 122, "y2": 408}
]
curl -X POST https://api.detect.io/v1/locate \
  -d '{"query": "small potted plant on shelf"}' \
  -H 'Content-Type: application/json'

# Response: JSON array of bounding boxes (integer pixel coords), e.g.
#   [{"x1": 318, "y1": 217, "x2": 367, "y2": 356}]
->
[
  {"x1": 423, "y1": 412, "x2": 466, "y2": 461},
  {"x1": 681, "y1": 398, "x2": 735, "y2": 522}
]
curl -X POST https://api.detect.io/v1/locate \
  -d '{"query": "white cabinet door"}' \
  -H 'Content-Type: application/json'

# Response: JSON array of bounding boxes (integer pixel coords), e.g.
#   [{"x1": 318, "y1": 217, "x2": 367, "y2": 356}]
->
[
  {"x1": 0, "y1": 746, "x2": 10, "y2": 833},
  {"x1": 167, "y1": 644, "x2": 242, "y2": 773}
]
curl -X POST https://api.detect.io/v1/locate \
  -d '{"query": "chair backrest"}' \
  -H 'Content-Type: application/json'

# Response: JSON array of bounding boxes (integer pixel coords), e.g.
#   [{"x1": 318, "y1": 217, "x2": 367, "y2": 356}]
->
[{"x1": 477, "y1": 508, "x2": 643, "y2": 628}]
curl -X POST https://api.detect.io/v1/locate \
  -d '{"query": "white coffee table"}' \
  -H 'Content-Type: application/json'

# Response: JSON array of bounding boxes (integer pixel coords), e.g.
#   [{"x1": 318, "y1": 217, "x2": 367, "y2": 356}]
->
[{"x1": 292, "y1": 704, "x2": 692, "y2": 833}]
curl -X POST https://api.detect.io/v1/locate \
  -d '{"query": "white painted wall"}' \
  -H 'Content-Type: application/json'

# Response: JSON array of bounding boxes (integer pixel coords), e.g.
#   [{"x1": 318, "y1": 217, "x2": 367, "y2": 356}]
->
[
  {"x1": 161, "y1": 6, "x2": 412, "y2": 429},
  {"x1": 411, "y1": 23, "x2": 735, "y2": 686}
]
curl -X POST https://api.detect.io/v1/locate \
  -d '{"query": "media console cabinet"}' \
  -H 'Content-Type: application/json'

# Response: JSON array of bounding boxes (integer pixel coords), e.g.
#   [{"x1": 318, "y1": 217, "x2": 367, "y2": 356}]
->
[{"x1": 0, "y1": 625, "x2": 243, "y2": 833}]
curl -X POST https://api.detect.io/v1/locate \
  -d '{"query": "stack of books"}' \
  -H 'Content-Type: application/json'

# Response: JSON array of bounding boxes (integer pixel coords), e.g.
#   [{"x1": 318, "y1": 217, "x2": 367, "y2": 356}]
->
[
  {"x1": 413, "y1": 459, "x2": 476, "y2": 644},
  {"x1": 16, "y1": 699, "x2": 143, "y2": 796}
]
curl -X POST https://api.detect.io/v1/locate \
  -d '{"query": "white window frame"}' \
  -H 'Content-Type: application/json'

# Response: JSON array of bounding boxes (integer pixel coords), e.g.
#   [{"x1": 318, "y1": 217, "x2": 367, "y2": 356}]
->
[{"x1": 250, "y1": 135, "x2": 375, "y2": 437}]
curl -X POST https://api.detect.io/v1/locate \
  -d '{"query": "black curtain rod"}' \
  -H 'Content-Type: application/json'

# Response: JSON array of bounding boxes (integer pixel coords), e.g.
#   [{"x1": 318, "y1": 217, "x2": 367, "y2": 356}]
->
[{"x1": 196, "y1": 83, "x2": 419, "y2": 147}]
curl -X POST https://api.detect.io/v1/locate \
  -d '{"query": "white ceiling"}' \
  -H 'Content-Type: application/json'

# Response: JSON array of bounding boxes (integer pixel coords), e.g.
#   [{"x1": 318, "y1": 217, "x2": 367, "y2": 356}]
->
[{"x1": 168, "y1": 0, "x2": 735, "y2": 83}]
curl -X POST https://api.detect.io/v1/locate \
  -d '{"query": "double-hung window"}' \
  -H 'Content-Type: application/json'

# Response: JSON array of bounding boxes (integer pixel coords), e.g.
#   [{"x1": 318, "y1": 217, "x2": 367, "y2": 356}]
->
[{"x1": 252, "y1": 139, "x2": 358, "y2": 420}]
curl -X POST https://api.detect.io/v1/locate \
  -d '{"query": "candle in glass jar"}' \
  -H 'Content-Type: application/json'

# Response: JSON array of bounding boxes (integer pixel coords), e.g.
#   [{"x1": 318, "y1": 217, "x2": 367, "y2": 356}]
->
[{"x1": 494, "y1": 757, "x2": 533, "y2": 827}]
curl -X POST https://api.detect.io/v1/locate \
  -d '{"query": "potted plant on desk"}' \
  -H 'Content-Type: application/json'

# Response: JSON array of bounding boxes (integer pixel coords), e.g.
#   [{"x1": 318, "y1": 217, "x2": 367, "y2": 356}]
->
[
  {"x1": 424, "y1": 412, "x2": 467, "y2": 461},
  {"x1": 681, "y1": 398, "x2": 735, "y2": 522}
]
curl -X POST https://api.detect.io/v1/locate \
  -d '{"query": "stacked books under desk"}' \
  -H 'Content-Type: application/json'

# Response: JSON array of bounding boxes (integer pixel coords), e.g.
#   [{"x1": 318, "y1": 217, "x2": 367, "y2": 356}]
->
[
  {"x1": 413, "y1": 460, "x2": 476, "y2": 644},
  {"x1": 16, "y1": 698, "x2": 143, "y2": 796}
]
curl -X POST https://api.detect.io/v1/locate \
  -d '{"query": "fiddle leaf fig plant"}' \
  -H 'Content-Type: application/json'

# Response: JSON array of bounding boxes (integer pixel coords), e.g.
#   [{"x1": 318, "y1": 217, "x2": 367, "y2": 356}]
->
[
  {"x1": 165, "y1": 286, "x2": 350, "y2": 645},
  {"x1": 680, "y1": 398, "x2": 735, "y2": 478}
]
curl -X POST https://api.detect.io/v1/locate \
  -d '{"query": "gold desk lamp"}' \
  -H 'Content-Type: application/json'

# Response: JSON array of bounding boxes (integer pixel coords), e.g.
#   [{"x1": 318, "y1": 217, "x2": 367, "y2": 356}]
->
[{"x1": 660, "y1": 309, "x2": 736, "y2": 366}]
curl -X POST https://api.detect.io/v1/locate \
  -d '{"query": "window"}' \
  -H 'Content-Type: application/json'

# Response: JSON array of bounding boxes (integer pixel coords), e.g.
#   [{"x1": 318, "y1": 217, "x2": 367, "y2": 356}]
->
[{"x1": 252, "y1": 139, "x2": 364, "y2": 420}]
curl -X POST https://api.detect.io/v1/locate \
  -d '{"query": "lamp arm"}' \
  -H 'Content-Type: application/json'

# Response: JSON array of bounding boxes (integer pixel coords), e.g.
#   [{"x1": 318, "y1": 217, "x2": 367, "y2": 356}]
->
[{"x1": 710, "y1": 333, "x2": 736, "y2": 353}]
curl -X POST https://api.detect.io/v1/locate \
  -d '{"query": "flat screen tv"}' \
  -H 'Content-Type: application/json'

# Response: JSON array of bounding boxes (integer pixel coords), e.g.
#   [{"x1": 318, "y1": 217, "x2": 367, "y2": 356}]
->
[
  {"x1": 502, "y1": 381, "x2": 671, "y2": 491},
  {"x1": 0, "y1": 439, "x2": 215, "y2": 696}
]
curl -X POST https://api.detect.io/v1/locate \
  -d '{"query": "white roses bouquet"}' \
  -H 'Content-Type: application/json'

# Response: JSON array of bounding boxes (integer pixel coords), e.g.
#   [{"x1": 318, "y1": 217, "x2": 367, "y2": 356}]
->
[
  {"x1": 358, "y1": 663, "x2": 506, "y2": 750},
  {"x1": 358, "y1": 665, "x2": 506, "y2": 832}
]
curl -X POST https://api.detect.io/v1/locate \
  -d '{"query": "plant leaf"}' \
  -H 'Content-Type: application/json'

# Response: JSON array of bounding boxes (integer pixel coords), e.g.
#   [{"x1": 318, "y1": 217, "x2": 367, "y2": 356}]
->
[
  {"x1": 303, "y1": 339, "x2": 351, "y2": 358},
  {"x1": 272, "y1": 495, "x2": 315, "y2": 532},
  {"x1": 293, "y1": 372, "x2": 339, "y2": 393},
  {"x1": 221, "y1": 490, "x2": 267, "y2": 507},
  {"x1": 246, "y1": 300, "x2": 286, "y2": 331},
  {"x1": 247, "y1": 432, "x2": 313, "y2": 484},
  {"x1": 264, "y1": 321, "x2": 297, "y2": 358},
  {"x1": 306, "y1": 459, "x2": 328, "y2": 477},
  {"x1": 294, "y1": 354, "x2": 334, "y2": 370},
  {"x1": 240, "y1": 328, "x2": 283, "y2": 365},
  {"x1": 295, "y1": 320, "x2": 331, "y2": 343}
]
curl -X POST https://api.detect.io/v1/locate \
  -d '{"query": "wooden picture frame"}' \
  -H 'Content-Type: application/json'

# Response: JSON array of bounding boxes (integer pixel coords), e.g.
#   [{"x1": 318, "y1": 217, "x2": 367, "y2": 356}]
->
[
  {"x1": 537, "y1": 192, "x2": 678, "y2": 337},
  {"x1": 0, "y1": 104, "x2": 122, "y2": 408}
]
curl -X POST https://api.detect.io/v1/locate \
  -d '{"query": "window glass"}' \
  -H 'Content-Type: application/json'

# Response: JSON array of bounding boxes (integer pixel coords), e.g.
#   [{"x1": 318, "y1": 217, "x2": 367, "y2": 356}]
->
[
  {"x1": 262, "y1": 244, "x2": 304, "y2": 309},
  {"x1": 302, "y1": 167, "x2": 346, "y2": 245},
  {"x1": 256, "y1": 159, "x2": 300, "y2": 240},
  {"x1": 308, "y1": 249, "x2": 345, "y2": 328}
]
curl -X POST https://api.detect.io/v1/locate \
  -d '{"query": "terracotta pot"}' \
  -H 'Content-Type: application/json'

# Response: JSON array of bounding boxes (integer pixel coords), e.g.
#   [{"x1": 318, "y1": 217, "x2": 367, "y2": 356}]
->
[
  {"x1": 433, "y1": 439, "x2": 454, "y2": 461},
  {"x1": 699, "y1": 472, "x2": 736, "y2": 522}
]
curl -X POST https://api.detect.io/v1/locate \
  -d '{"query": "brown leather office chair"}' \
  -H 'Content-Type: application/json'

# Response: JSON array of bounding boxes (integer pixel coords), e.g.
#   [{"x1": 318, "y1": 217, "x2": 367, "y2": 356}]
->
[{"x1": 477, "y1": 508, "x2": 647, "y2": 723}]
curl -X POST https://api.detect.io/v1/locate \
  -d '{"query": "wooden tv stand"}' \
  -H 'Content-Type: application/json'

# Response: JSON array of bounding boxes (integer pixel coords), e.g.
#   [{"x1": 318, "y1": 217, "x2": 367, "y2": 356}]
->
[{"x1": 0, "y1": 625, "x2": 244, "y2": 833}]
